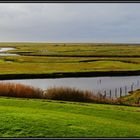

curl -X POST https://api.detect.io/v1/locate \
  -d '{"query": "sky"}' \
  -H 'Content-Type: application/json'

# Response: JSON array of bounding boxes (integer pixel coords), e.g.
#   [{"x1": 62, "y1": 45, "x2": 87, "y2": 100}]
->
[{"x1": 0, "y1": 3, "x2": 140, "y2": 43}]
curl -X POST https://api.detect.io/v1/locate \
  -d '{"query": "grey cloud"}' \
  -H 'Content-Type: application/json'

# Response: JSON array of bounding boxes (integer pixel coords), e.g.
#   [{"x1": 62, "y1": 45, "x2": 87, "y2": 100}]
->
[{"x1": 0, "y1": 3, "x2": 140, "y2": 42}]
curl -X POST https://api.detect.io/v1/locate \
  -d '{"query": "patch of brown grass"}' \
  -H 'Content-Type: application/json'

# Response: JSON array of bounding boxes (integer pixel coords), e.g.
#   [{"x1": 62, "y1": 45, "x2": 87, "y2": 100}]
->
[
  {"x1": 44, "y1": 86, "x2": 94, "y2": 102},
  {"x1": 43, "y1": 86, "x2": 118, "y2": 104},
  {"x1": 0, "y1": 82, "x2": 135, "y2": 106},
  {"x1": 0, "y1": 82, "x2": 43, "y2": 99}
]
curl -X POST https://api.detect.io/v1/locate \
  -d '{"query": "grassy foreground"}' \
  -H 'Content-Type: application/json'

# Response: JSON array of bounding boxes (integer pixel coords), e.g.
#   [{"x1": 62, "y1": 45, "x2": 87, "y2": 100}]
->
[{"x1": 0, "y1": 97, "x2": 140, "y2": 138}]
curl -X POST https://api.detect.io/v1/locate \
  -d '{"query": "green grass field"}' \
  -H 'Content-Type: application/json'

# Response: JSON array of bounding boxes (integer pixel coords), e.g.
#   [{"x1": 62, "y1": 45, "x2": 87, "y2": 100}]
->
[
  {"x1": 1, "y1": 43, "x2": 140, "y2": 76},
  {"x1": 0, "y1": 97, "x2": 140, "y2": 138},
  {"x1": 4, "y1": 42, "x2": 140, "y2": 57}
]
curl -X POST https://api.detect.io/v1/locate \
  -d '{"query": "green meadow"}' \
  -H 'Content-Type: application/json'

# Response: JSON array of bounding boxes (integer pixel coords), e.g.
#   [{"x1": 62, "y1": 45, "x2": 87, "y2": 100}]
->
[
  {"x1": 0, "y1": 43, "x2": 140, "y2": 76},
  {"x1": 0, "y1": 97, "x2": 140, "y2": 138}
]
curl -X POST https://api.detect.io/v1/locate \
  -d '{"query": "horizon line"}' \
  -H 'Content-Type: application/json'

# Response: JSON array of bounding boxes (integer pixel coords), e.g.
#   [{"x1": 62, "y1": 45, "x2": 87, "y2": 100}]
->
[{"x1": 0, "y1": 41, "x2": 140, "y2": 45}]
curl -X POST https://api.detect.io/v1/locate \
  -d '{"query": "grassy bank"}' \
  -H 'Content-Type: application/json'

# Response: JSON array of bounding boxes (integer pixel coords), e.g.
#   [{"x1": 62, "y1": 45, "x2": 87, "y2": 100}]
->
[
  {"x1": 1, "y1": 55, "x2": 140, "y2": 79},
  {"x1": 121, "y1": 89, "x2": 140, "y2": 106},
  {"x1": 0, "y1": 43, "x2": 140, "y2": 79},
  {"x1": 0, "y1": 97, "x2": 140, "y2": 138}
]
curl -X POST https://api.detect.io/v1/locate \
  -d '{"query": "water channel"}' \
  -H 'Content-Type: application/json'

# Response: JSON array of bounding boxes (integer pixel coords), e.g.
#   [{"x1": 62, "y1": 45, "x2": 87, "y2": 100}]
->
[
  {"x1": 1, "y1": 76, "x2": 140, "y2": 98},
  {"x1": 0, "y1": 47, "x2": 18, "y2": 56}
]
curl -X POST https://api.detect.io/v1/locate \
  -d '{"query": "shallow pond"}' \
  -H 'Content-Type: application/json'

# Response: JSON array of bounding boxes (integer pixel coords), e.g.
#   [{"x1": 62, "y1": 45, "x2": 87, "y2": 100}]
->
[
  {"x1": 0, "y1": 47, "x2": 18, "y2": 56},
  {"x1": 1, "y1": 76, "x2": 140, "y2": 98}
]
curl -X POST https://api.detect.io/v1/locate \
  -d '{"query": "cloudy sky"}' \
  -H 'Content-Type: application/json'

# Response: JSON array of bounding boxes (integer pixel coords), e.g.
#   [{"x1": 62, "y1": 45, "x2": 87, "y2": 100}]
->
[{"x1": 0, "y1": 3, "x2": 140, "y2": 43}]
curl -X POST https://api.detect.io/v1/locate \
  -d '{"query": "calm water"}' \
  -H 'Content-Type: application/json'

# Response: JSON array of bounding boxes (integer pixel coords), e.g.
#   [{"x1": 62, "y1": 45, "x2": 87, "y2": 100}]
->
[
  {"x1": 0, "y1": 47, "x2": 18, "y2": 56},
  {"x1": 1, "y1": 76, "x2": 140, "y2": 98}
]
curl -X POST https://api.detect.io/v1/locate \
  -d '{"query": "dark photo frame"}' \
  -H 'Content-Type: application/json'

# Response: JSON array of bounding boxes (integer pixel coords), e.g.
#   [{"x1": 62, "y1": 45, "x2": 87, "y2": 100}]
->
[{"x1": 0, "y1": 1, "x2": 139, "y2": 139}]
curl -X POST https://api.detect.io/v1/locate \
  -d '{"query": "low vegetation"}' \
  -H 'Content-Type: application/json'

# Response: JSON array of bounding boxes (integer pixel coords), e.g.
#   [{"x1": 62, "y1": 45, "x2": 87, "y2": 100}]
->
[
  {"x1": 4, "y1": 42, "x2": 140, "y2": 57},
  {"x1": 0, "y1": 82, "x2": 138, "y2": 106},
  {"x1": 44, "y1": 86, "x2": 94, "y2": 102},
  {"x1": 121, "y1": 89, "x2": 140, "y2": 106},
  {"x1": 0, "y1": 43, "x2": 140, "y2": 78},
  {"x1": 44, "y1": 86, "x2": 119, "y2": 105},
  {"x1": 0, "y1": 83, "x2": 109, "y2": 103},
  {"x1": 0, "y1": 82, "x2": 43, "y2": 99},
  {"x1": 43, "y1": 87, "x2": 140, "y2": 106}
]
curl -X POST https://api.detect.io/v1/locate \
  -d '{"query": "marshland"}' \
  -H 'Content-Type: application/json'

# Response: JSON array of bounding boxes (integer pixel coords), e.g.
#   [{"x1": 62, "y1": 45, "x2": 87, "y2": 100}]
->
[
  {"x1": 1, "y1": 2, "x2": 140, "y2": 138},
  {"x1": 0, "y1": 43, "x2": 140, "y2": 137}
]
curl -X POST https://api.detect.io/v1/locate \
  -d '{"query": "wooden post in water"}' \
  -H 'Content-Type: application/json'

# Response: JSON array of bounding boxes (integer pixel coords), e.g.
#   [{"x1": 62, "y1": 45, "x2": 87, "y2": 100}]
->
[
  {"x1": 120, "y1": 87, "x2": 122, "y2": 97},
  {"x1": 115, "y1": 88, "x2": 117, "y2": 98},
  {"x1": 109, "y1": 90, "x2": 111, "y2": 99}
]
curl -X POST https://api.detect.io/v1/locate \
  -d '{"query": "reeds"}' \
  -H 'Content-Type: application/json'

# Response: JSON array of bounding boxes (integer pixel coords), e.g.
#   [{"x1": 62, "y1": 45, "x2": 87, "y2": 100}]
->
[
  {"x1": 44, "y1": 86, "x2": 94, "y2": 102},
  {"x1": 0, "y1": 82, "x2": 43, "y2": 99},
  {"x1": 43, "y1": 86, "x2": 116, "y2": 104},
  {"x1": 0, "y1": 82, "x2": 134, "y2": 106}
]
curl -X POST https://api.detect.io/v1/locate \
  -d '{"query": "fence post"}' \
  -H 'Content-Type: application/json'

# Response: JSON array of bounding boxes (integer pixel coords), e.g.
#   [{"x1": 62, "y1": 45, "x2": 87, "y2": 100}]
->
[
  {"x1": 120, "y1": 87, "x2": 122, "y2": 97},
  {"x1": 115, "y1": 88, "x2": 117, "y2": 98},
  {"x1": 99, "y1": 79, "x2": 101, "y2": 84},
  {"x1": 109, "y1": 90, "x2": 111, "y2": 99}
]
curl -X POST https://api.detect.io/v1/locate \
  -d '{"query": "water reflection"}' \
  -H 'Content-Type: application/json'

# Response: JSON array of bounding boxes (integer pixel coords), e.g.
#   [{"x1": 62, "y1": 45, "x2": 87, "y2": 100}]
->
[
  {"x1": 0, "y1": 47, "x2": 18, "y2": 56},
  {"x1": 1, "y1": 76, "x2": 140, "y2": 98}
]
